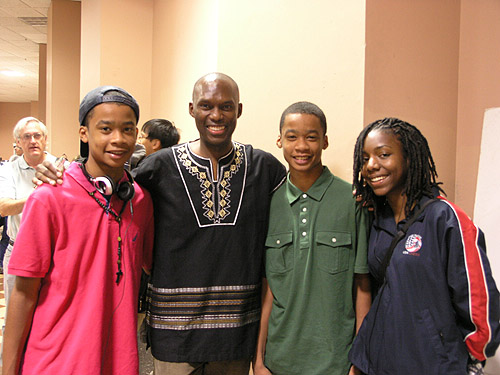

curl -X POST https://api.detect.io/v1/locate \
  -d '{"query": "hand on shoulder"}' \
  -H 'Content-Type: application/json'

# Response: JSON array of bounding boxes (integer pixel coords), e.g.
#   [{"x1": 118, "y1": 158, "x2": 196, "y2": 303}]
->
[{"x1": 33, "y1": 158, "x2": 67, "y2": 187}]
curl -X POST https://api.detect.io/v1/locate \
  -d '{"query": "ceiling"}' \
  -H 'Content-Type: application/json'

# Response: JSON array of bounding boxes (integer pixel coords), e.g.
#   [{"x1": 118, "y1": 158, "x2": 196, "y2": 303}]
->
[{"x1": 0, "y1": 0, "x2": 51, "y2": 103}]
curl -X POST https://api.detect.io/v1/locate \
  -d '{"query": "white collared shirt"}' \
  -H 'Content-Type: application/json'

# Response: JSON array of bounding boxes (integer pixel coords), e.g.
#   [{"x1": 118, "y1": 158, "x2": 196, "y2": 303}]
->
[{"x1": 0, "y1": 152, "x2": 56, "y2": 240}]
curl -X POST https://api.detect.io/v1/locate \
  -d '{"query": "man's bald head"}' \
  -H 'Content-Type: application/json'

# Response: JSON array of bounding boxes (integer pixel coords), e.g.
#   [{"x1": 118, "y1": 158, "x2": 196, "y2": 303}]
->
[
  {"x1": 192, "y1": 73, "x2": 240, "y2": 103},
  {"x1": 189, "y1": 72, "x2": 243, "y2": 159}
]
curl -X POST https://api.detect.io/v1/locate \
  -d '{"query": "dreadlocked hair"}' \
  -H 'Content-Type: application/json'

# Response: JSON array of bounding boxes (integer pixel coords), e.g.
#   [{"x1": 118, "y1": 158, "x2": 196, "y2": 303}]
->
[{"x1": 353, "y1": 117, "x2": 444, "y2": 217}]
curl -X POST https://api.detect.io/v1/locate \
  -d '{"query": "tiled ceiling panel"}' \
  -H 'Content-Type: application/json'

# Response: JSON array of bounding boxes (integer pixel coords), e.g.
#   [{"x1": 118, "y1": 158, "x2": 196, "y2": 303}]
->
[{"x1": 0, "y1": 0, "x2": 50, "y2": 103}]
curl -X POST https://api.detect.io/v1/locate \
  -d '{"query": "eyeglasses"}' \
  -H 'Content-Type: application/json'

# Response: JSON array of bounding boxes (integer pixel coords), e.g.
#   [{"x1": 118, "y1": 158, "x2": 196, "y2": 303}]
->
[{"x1": 20, "y1": 132, "x2": 43, "y2": 141}]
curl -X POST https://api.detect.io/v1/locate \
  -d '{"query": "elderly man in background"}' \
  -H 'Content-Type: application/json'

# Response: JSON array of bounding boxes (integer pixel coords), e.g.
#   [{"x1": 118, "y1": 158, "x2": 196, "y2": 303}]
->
[{"x1": 0, "y1": 117, "x2": 56, "y2": 314}]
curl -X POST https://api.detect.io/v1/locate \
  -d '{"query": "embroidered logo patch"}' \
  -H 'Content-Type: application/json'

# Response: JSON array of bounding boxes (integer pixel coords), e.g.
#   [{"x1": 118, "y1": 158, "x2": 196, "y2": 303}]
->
[{"x1": 404, "y1": 234, "x2": 422, "y2": 255}]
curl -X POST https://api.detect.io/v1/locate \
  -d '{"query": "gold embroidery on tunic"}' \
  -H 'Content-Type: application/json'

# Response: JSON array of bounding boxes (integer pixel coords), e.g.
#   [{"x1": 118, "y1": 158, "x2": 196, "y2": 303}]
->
[{"x1": 177, "y1": 144, "x2": 243, "y2": 223}]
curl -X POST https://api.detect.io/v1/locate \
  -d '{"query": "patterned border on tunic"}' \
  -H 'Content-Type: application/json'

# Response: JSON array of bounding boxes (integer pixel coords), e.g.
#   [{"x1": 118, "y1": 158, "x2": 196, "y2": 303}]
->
[{"x1": 146, "y1": 283, "x2": 261, "y2": 330}]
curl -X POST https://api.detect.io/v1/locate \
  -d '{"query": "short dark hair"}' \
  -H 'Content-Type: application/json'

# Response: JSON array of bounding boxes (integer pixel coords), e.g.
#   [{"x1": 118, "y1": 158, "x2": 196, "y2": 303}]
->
[
  {"x1": 279, "y1": 101, "x2": 327, "y2": 135},
  {"x1": 142, "y1": 119, "x2": 180, "y2": 148},
  {"x1": 353, "y1": 117, "x2": 444, "y2": 217}
]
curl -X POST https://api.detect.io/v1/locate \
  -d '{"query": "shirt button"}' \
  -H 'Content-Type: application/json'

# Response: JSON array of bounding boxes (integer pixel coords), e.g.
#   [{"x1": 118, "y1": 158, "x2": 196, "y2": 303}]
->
[
  {"x1": 302, "y1": 194, "x2": 307, "y2": 199},
  {"x1": 302, "y1": 207, "x2": 307, "y2": 212},
  {"x1": 332, "y1": 238, "x2": 337, "y2": 243},
  {"x1": 276, "y1": 240, "x2": 280, "y2": 245},
  {"x1": 302, "y1": 218, "x2": 307, "y2": 223},
  {"x1": 302, "y1": 232, "x2": 307, "y2": 237}
]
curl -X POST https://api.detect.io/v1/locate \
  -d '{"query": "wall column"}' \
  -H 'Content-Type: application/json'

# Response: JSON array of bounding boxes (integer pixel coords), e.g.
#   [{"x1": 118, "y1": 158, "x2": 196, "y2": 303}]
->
[
  {"x1": 37, "y1": 43, "x2": 47, "y2": 124},
  {"x1": 80, "y1": 0, "x2": 154, "y2": 127},
  {"x1": 46, "y1": 0, "x2": 81, "y2": 159},
  {"x1": 456, "y1": 0, "x2": 500, "y2": 216}
]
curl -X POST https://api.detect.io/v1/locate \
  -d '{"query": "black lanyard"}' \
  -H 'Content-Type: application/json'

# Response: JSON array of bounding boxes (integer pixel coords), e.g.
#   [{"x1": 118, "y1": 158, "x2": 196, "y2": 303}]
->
[{"x1": 88, "y1": 191, "x2": 126, "y2": 284}]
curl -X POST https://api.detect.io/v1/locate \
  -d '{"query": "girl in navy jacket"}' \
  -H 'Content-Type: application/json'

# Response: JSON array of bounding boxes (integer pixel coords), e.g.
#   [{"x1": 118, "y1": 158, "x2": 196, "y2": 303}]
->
[{"x1": 349, "y1": 117, "x2": 500, "y2": 375}]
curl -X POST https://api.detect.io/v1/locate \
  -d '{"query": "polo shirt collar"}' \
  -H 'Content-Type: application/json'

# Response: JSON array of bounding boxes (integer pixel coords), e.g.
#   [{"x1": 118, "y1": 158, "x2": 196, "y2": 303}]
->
[
  {"x1": 286, "y1": 166, "x2": 334, "y2": 204},
  {"x1": 18, "y1": 152, "x2": 49, "y2": 170},
  {"x1": 17, "y1": 155, "x2": 31, "y2": 170},
  {"x1": 67, "y1": 162, "x2": 98, "y2": 194}
]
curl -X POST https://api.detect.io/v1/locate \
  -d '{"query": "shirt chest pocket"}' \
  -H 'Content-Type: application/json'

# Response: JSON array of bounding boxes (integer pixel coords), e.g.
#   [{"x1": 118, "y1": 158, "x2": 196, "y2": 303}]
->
[
  {"x1": 265, "y1": 232, "x2": 293, "y2": 274},
  {"x1": 315, "y1": 231, "x2": 351, "y2": 274}
]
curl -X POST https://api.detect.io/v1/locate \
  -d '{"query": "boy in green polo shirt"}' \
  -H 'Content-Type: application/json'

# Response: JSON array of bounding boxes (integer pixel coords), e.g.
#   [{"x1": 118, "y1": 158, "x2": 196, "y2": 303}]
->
[{"x1": 253, "y1": 102, "x2": 370, "y2": 375}]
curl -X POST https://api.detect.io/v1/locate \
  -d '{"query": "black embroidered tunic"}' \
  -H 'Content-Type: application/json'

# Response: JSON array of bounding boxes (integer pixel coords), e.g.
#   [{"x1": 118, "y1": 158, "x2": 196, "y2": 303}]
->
[{"x1": 134, "y1": 141, "x2": 286, "y2": 362}]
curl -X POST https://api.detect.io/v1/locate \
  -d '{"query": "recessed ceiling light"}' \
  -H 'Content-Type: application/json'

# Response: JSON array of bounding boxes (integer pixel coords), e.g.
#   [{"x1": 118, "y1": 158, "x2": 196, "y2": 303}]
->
[
  {"x1": 1, "y1": 70, "x2": 25, "y2": 77},
  {"x1": 19, "y1": 17, "x2": 48, "y2": 27}
]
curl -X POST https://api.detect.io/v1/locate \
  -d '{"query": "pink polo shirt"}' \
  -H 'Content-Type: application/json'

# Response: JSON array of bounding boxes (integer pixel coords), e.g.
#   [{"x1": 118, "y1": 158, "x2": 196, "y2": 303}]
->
[{"x1": 9, "y1": 163, "x2": 154, "y2": 375}]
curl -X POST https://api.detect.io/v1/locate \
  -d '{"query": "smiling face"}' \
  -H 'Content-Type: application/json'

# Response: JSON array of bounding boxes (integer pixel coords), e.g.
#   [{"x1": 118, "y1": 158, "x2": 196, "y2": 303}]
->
[
  {"x1": 361, "y1": 128, "x2": 408, "y2": 208},
  {"x1": 17, "y1": 121, "x2": 47, "y2": 166},
  {"x1": 278, "y1": 113, "x2": 328, "y2": 189},
  {"x1": 189, "y1": 77, "x2": 242, "y2": 158},
  {"x1": 79, "y1": 103, "x2": 137, "y2": 182}
]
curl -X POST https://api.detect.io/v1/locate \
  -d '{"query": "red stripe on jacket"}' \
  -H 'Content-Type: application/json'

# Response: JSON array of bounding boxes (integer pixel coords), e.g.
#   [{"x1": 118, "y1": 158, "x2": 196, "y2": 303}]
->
[{"x1": 440, "y1": 196, "x2": 491, "y2": 361}]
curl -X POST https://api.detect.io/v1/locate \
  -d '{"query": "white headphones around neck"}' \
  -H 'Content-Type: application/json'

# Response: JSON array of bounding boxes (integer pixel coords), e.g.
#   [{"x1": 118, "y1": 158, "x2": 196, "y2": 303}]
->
[{"x1": 79, "y1": 162, "x2": 135, "y2": 202}]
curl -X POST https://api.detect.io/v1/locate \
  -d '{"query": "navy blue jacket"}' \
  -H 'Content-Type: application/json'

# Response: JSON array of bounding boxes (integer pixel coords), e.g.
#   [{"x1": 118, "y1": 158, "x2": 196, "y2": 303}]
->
[{"x1": 349, "y1": 196, "x2": 500, "y2": 375}]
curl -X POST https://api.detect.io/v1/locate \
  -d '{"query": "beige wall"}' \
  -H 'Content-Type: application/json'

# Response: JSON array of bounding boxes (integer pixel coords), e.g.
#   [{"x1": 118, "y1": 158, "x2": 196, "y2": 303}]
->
[
  {"x1": 0, "y1": 102, "x2": 32, "y2": 160},
  {"x1": 2, "y1": 0, "x2": 498, "y2": 216},
  {"x1": 219, "y1": 0, "x2": 366, "y2": 180},
  {"x1": 38, "y1": 43, "x2": 47, "y2": 125},
  {"x1": 81, "y1": 0, "x2": 154, "y2": 130},
  {"x1": 46, "y1": 0, "x2": 81, "y2": 159},
  {"x1": 150, "y1": 0, "x2": 366, "y2": 182},
  {"x1": 80, "y1": 0, "x2": 101, "y2": 94},
  {"x1": 456, "y1": 0, "x2": 500, "y2": 216},
  {"x1": 150, "y1": 0, "x2": 218, "y2": 138},
  {"x1": 364, "y1": 0, "x2": 500, "y2": 217},
  {"x1": 30, "y1": 101, "x2": 39, "y2": 119},
  {"x1": 364, "y1": 0, "x2": 461, "y2": 202}
]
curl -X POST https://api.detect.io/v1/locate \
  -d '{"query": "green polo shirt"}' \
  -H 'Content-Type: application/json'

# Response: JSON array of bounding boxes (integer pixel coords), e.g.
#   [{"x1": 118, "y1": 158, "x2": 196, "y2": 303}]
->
[{"x1": 264, "y1": 167, "x2": 369, "y2": 375}]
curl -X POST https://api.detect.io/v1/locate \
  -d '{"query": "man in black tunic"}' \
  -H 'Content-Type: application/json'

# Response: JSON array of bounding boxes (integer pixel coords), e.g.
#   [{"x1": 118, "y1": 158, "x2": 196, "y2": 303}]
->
[{"x1": 134, "y1": 73, "x2": 286, "y2": 375}]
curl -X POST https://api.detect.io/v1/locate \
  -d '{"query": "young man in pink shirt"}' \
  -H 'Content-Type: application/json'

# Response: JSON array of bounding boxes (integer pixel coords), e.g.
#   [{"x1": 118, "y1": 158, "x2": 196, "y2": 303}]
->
[{"x1": 2, "y1": 86, "x2": 154, "y2": 375}]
